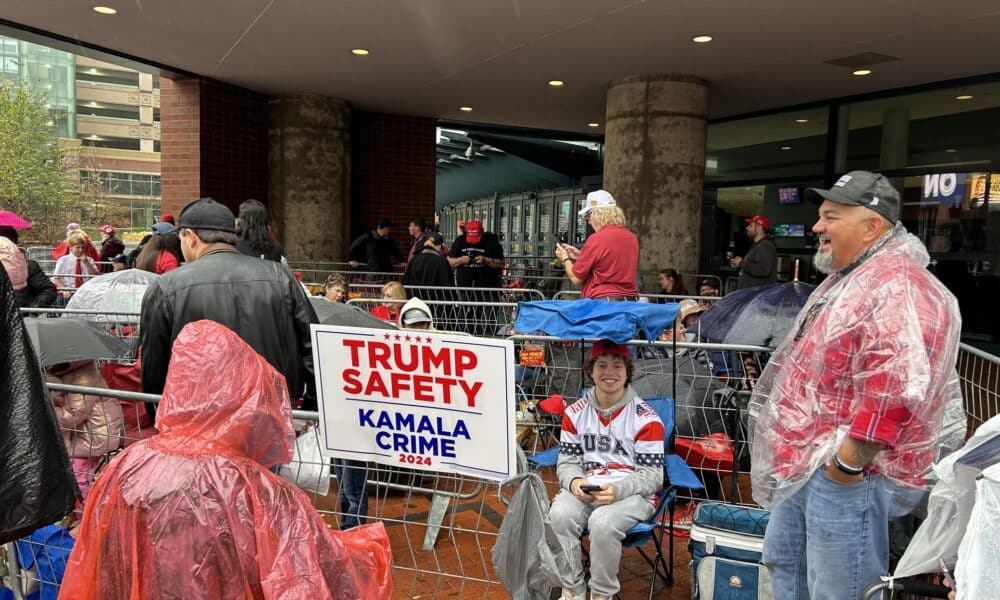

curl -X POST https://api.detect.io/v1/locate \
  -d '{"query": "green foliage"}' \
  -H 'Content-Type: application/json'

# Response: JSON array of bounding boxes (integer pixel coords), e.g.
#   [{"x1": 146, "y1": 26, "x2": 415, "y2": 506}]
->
[{"x1": 0, "y1": 77, "x2": 73, "y2": 222}]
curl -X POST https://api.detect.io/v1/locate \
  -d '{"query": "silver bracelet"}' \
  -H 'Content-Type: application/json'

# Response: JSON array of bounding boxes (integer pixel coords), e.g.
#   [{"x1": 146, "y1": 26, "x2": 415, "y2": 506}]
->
[{"x1": 832, "y1": 454, "x2": 865, "y2": 475}]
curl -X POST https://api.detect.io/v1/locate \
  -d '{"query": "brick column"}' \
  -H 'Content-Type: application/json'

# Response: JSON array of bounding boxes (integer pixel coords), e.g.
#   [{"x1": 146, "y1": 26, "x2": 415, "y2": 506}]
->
[
  {"x1": 159, "y1": 77, "x2": 201, "y2": 217},
  {"x1": 159, "y1": 77, "x2": 268, "y2": 218}
]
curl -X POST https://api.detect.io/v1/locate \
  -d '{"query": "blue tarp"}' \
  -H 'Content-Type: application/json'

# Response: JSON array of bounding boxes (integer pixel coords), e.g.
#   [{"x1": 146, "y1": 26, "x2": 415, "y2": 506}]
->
[{"x1": 514, "y1": 300, "x2": 679, "y2": 344}]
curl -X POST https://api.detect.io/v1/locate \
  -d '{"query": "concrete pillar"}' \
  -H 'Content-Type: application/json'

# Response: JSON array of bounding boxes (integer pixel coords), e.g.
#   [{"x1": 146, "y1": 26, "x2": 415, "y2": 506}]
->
[
  {"x1": 268, "y1": 96, "x2": 351, "y2": 262},
  {"x1": 879, "y1": 106, "x2": 909, "y2": 170},
  {"x1": 603, "y1": 75, "x2": 709, "y2": 277}
]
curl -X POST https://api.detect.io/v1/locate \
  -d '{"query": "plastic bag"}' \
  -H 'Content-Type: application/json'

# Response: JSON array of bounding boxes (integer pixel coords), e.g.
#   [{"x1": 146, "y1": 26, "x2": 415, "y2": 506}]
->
[
  {"x1": 955, "y1": 463, "x2": 1000, "y2": 599},
  {"x1": 279, "y1": 426, "x2": 331, "y2": 495},
  {"x1": 893, "y1": 414, "x2": 1000, "y2": 579}
]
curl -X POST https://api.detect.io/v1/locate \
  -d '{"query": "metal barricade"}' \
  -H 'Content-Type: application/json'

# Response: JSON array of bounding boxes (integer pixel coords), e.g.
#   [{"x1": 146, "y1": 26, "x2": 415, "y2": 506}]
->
[
  {"x1": 551, "y1": 291, "x2": 724, "y2": 305},
  {"x1": 506, "y1": 334, "x2": 770, "y2": 509},
  {"x1": 348, "y1": 297, "x2": 521, "y2": 338},
  {"x1": 1, "y1": 383, "x2": 511, "y2": 598},
  {"x1": 958, "y1": 342, "x2": 1000, "y2": 435}
]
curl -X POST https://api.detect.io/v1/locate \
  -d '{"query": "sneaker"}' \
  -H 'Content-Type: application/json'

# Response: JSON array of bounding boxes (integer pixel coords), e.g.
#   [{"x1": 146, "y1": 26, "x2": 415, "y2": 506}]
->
[{"x1": 561, "y1": 587, "x2": 585, "y2": 600}]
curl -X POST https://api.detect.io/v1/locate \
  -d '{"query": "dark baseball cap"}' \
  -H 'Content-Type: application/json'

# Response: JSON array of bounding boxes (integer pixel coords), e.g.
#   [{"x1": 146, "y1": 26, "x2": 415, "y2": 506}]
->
[
  {"x1": 178, "y1": 197, "x2": 237, "y2": 233},
  {"x1": 376, "y1": 218, "x2": 392, "y2": 229},
  {"x1": 806, "y1": 171, "x2": 900, "y2": 223}
]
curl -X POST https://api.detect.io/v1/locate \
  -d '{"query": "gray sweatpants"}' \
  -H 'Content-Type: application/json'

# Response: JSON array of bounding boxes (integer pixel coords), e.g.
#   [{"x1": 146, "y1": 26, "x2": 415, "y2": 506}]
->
[{"x1": 548, "y1": 489, "x2": 655, "y2": 596}]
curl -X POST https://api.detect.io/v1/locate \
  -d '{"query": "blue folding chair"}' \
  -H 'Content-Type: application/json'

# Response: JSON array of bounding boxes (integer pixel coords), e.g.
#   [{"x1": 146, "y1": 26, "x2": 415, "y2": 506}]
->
[
  {"x1": 532, "y1": 396, "x2": 704, "y2": 599},
  {"x1": 620, "y1": 396, "x2": 704, "y2": 600}
]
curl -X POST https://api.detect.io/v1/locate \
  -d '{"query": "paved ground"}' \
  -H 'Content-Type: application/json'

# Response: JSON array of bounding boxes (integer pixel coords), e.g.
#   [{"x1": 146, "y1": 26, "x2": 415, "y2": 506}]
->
[{"x1": 312, "y1": 466, "x2": 709, "y2": 599}]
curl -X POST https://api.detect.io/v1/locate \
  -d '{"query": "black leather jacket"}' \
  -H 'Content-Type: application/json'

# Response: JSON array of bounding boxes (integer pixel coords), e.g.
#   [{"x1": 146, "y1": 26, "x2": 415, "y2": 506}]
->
[{"x1": 140, "y1": 249, "x2": 318, "y2": 410}]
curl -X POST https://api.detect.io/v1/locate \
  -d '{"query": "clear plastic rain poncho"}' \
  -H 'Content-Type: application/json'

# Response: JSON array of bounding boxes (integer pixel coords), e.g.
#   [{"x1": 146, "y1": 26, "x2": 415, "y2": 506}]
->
[
  {"x1": 59, "y1": 320, "x2": 393, "y2": 599},
  {"x1": 749, "y1": 224, "x2": 965, "y2": 509}
]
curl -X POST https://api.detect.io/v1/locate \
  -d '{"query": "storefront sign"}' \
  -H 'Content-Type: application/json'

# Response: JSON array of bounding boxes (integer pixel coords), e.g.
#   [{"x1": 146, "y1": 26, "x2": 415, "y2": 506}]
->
[
  {"x1": 922, "y1": 173, "x2": 965, "y2": 207},
  {"x1": 311, "y1": 325, "x2": 516, "y2": 481}
]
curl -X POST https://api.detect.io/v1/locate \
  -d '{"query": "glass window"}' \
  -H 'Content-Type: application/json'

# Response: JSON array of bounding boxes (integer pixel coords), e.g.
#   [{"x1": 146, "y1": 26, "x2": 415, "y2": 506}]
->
[
  {"x1": 843, "y1": 81, "x2": 1000, "y2": 173},
  {"x1": 706, "y1": 108, "x2": 828, "y2": 182}
]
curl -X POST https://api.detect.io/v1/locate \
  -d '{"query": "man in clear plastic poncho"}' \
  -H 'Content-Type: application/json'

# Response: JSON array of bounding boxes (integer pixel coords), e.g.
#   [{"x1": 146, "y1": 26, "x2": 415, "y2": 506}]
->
[
  {"x1": 749, "y1": 171, "x2": 964, "y2": 600},
  {"x1": 59, "y1": 320, "x2": 393, "y2": 599}
]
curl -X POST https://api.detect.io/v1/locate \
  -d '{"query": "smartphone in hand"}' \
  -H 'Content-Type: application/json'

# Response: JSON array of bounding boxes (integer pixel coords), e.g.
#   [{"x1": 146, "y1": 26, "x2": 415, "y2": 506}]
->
[{"x1": 579, "y1": 484, "x2": 603, "y2": 493}]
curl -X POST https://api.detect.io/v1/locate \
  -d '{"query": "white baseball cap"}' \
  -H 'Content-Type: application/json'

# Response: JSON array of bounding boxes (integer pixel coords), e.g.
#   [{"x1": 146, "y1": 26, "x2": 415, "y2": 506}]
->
[{"x1": 578, "y1": 189, "x2": 616, "y2": 218}]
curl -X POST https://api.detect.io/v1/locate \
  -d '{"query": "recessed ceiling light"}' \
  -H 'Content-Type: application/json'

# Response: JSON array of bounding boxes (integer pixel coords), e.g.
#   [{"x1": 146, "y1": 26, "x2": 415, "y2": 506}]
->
[
  {"x1": 853, "y1": 69, "x2": 872, "y2": 76},
  {"x1": 945, "y1": 148, "x2": 957, "y2": 153},
  {"x1": 350, "y1": 48, "x2": 370, "y2": 56},
  {"x1": 780, "y1": 146, "x2": 791, "y2": 151},
  {"x1": 548, "y1": 80, "x2": 564, "y2": 87},
  {"x1": 92, "y1": 6, "x2": 117, "y2": 15},
  {"x1": 794, "y1": 118, "x2": 808, "y2": 123},
  {"x1": 459, "y1": 106, "x2": 473, "y2": 112},
  {"x1": 587, "y1": 122, "x2": 600, "y2": 128},
  {"x1": 956, "y1": 95, "x2": 973, "y2": 100},
  {"x1": 692, "y1": 35, "x2": 713, "y2": 43}
]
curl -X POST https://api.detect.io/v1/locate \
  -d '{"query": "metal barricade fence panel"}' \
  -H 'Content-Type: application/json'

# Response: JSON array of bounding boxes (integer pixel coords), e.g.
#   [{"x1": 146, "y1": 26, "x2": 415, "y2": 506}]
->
[
  {"x1": 14, "y1": 383, "x2": 512, "y2": 599},
  {"x1": 347, "y1": 297, "x2": 522, "y2": 338},
  {"x1": 958, "y1": 342, "x2": 1000, "y2": 436},
  {"x1": 10, "y1": 340, "x2": 997, "y2": 598}
]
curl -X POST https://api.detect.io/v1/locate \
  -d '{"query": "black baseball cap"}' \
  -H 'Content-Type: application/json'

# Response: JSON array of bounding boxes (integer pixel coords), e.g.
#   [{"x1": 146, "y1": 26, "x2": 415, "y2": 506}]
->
[
  {"x1": 178, "y1": 197, "x2": 237, "y2": 233},
  {"x1": 376, "y1": 218, "x2": 392, "y2": 229},
  {"x1": 806, "y1": 171, "x2": 900, "y2": 223}
]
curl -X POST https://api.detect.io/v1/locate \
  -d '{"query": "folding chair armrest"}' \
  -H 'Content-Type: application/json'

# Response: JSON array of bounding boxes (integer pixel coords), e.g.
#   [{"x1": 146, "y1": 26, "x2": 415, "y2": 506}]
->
[{"x1": 665, "y1": 453, "x2": 704, "y2": 491}]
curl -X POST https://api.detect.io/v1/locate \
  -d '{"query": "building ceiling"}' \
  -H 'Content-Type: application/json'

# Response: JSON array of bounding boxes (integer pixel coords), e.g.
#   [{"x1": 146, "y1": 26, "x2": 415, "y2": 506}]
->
[{"x1": 3, "y1": 0, "x2": 1000, "y2": 134}]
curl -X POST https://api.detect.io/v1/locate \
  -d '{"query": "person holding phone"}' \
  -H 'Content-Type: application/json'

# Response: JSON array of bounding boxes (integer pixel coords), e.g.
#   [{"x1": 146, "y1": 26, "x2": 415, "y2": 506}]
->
[{"x1": 546, "y1": 340, "x2": 665, "y2": 600}]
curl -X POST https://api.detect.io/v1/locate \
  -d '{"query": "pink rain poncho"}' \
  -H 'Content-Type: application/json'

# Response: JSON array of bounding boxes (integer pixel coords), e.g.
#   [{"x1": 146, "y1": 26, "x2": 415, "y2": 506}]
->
[
  {"x1": 749, "y1": 224, "x2": 966, "y2": 509},
  {"x1": 59, "y1": 320, "x2": 392, "y2": 599}
]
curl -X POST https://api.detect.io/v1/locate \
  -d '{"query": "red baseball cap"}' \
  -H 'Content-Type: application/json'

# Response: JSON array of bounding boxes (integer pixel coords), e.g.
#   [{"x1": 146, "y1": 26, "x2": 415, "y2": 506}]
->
[
  {"x1": 589, "y1": 339, "x2": 631, "y2": 362},
  {"x1": 160, "y1": 212, "x2": 176, "y2": 225},
  {"x1": 99, "y1": 224, "x2": 116, "y2": 236},
  {"x1": 466, "y1": 219, "x2": 483, "y2": 244},
  {"x1": 745, "y1": 215, "x2": 770, "y2": 229}
]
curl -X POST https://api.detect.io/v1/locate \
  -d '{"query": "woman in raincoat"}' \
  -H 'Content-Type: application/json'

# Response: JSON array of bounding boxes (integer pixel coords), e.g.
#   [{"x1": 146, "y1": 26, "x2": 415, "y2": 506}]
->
[{"x1": 59, "y1": 320, "x2": 393, "y2": 599}]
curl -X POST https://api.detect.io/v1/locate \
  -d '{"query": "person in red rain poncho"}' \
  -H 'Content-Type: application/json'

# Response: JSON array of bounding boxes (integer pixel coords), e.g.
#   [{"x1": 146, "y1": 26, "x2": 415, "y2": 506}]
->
[{"x1": 59, "y1": 320, "x2": 393, "y2": 600}]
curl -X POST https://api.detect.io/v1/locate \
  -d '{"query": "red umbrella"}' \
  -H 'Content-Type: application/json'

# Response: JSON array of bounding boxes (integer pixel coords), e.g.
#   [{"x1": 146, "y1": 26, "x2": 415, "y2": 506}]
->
[{"x1": 0, "y1": 211, "x2": 32, "y2": 229}]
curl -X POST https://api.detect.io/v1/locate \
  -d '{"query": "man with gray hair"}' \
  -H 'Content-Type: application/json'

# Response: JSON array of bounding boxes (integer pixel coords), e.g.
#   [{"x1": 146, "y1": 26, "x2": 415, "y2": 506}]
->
[
  {"x1": 750, "y1": 171, "x2": 964, "y2": 599},
  {"x1": 140, "y1": 198, "x2": 318, "y2": 415},
  {"x1": 554, "y1": 190, "x2": 639, "y2": 300}
]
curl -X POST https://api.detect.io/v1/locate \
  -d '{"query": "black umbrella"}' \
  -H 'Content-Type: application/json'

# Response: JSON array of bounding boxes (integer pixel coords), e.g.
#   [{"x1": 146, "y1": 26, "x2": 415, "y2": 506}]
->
[
  {"x1": 23, "y1": 318, "x2": 130, "y2": 367},
  {"x1": 696, "y1": 280, "x2": 816, "y2": 348},
  {"x1": 310, "y1": 297, "x2": 398, "y2": 330}
]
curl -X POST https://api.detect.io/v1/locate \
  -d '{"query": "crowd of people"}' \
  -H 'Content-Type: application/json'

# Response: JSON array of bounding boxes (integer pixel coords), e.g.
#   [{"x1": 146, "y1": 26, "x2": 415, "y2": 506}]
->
[{"x1": 1, "y1": 169, "x2": 969, "y2": 599}]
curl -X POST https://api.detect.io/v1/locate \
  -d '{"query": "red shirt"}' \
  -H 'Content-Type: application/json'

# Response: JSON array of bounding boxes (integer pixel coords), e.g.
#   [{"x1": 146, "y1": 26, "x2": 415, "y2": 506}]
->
[
  {"x1": 155, "y1": 251, "x2": 180, "y2": 275},
  {"x1": 571, "y1": 224, "x2": 639, "y2": 299}
]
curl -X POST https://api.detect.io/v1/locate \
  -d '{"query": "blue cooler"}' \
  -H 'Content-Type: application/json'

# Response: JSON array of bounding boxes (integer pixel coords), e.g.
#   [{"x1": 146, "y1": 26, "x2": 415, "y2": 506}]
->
[{"x1": 689, "y1": 502, "x2": 772, "y2": 599}]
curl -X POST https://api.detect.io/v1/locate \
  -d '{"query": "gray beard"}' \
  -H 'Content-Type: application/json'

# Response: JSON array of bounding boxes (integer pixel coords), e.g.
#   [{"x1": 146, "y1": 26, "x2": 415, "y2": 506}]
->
[{"x1": 813, "y1": 248, "x2": 836, "y2": 274}]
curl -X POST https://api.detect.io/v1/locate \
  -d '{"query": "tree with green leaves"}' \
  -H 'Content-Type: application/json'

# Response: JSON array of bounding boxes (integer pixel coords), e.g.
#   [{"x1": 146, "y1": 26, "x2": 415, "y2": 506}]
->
[{"x1": 0, "y1": 76, "x2": 74, "y2": 242}]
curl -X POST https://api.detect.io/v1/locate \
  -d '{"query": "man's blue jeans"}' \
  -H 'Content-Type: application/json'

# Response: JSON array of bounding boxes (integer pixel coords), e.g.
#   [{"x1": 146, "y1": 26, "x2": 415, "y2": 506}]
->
[
  {"x1": 762, "y1": 468, "x2": 901, "y2": 600},
  {"x1": 332, "y1": 459, "x2": 369, "y2": 529}
]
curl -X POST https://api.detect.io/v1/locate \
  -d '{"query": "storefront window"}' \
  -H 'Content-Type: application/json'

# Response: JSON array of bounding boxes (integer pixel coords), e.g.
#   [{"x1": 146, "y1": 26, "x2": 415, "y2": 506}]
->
[{"x1": 706, "y1": 108, "x2": 828, "y2": 182}]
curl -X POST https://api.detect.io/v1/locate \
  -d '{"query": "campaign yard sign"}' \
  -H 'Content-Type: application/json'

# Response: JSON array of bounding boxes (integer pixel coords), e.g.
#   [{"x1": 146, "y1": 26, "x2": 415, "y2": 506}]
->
[{"x1": 311, "y1": 324, "x2": 517, "y2": 481}]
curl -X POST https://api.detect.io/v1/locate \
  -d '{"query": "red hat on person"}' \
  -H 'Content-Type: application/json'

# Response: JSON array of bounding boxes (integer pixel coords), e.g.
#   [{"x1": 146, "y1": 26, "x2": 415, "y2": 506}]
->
[
  {"x1": 160, "y1": 212, "x2": 176, "y2": 225},
  {"x1": 466, "y1": 219, "x2": 483, "y2": 244},
  {"x1": 99, "y1": 224, "x2": 116, "y2": 236},
  {"x1": 589, "y1": 339, "x2": 631, "y2": 362},
  {"x1": 744, "y1": 215, "x2": 770, "y2": 230}
]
